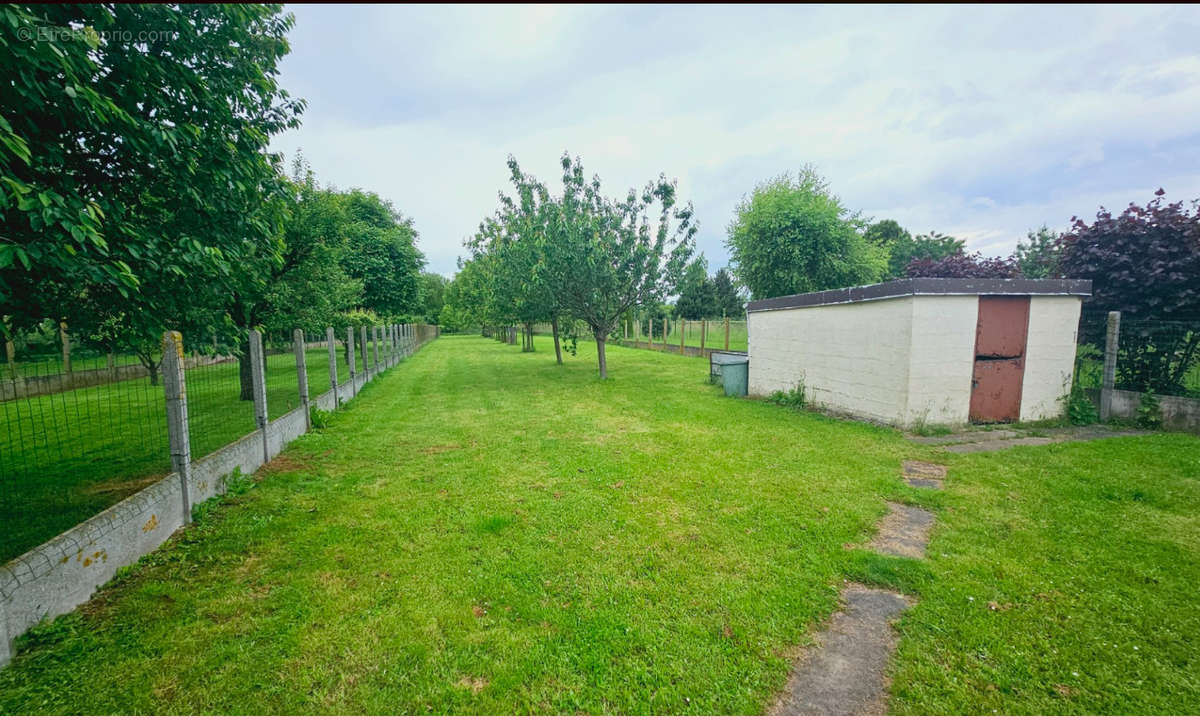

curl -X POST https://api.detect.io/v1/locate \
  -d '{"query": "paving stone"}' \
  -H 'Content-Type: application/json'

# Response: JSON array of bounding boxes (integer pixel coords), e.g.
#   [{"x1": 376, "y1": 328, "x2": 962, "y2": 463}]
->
[
  {"x1": 944, "y1": 437, "x2": 1054, "y2": 453},
  {"x1": 901, "y1": 460, "x2": 946, "y2": 489},
  {"x1": 770, "y1": 584, "x2": 911, "y2": 716},
  {"x1": 908, "y1": 430, "x2": 1020, "y2": 445},
  {"x1": 869, "y1": 503, "x2": 934, "y2": 559}
]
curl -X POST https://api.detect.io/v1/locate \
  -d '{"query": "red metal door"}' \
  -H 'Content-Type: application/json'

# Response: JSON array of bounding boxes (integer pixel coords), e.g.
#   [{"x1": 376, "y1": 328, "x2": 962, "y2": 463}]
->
[{"x1": 969, "y1": 297, "x2": 1030, "y2": 423}]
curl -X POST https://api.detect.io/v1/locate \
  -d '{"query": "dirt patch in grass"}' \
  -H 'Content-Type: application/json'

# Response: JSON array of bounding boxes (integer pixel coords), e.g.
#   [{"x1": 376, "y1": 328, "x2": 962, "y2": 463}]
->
[
  {"x1": 419, "y1": 443, "x2": 462, "y2": 455},
  {"x1": 258, "y1": 453, "x2": 316, "y2": 476},
  {"x1": 82, "y1": 473, "x2": 168, "y2": 497}
]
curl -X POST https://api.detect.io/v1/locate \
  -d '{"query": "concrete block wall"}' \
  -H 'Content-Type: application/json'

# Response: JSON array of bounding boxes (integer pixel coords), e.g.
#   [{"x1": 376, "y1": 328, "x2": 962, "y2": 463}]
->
[
  {"x1": 0, "y1": 326, "x2": 437, "y2": 667},
  {"x1": 749, "y1": 297, "x2": 917, "y2": 424},
  {"x1": 747, "y1": 283, "x2": 1087, "y2": 428},
  {"x1": 1020, "y1": 297, "x2": 1082, "y2": 422},
  {"x1": 903, "y1": 296, "x2": 978, "y2": 425}
]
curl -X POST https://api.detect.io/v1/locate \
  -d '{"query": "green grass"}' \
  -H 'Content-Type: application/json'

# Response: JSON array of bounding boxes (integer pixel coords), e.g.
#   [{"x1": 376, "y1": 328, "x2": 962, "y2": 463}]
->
[
  {"x1": 1, "y1": 335, "x2": 1196, "y2": 714},
  {"x1": 650, "y1": 320, "x2": 749, "y2": 352},
  {"x1": 0, "y1": 342, "x2": 378, "y2": 562},
  {"x1": 2, "y1": 351, "x2": 143, "y2": 379}
]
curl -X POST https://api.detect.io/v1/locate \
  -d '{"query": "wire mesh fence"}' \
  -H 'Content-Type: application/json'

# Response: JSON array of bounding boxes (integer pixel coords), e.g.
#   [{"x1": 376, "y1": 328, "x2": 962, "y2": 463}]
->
[
  {"x1": 1, "y1": 322, "x2": 436, "y2": 563},
  {"x1": 1075, "y1": 311, "x2": 1200, "y2": 398}
]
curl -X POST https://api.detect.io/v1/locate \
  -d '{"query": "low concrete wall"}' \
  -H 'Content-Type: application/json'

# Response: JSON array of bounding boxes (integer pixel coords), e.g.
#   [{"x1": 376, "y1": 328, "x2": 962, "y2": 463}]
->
[
  {"x1": 0, "y1": 332, "x2": 437, "y2": 667},
  {"x1": 1107, "y1": 388, "x2": 1200, "y2": 432},
  {"x1": 615, "y1": 340, "x2": 710, "y2": 358}
]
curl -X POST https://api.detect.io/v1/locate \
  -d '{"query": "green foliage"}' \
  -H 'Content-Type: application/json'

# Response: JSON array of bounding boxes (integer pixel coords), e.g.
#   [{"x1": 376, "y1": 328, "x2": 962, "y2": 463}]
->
[
  {"x1": 712, "y1": 267, "x2": 744, "y2": 317},
  {"x1": 1014, "y1": 225, "x2": 1061, "y2": 279},
  {"x1": 726, "y1": 168, "x2": 886, "y2": 299},
  {"x1": 673, "y1": 256, "x2": 718, "y2": 319},
  {"x1": 1136, "y1": 390, "x2": 1163, "y2": 429},
  {"x1": 767, "y1": 382, "x2": 807, "y2": 410},
  {"x1": 340, "y1": 190, "x2": 425, "y2": 318},
  {"x1": 865, "y1": 220, "x2": 967, "y2": 280},
  {"x1": 1067, "y1": 384, "x2": 1099, "y2": 425},
  {"x1": 310, "y1": 406, "x2": 333, "y2": 430},
  {"x1": 0, "y1": 4, "x2": 303, "y2": 330},
  {"x1": 418, "y1": 272, "x2": 448, "y2": 324}
]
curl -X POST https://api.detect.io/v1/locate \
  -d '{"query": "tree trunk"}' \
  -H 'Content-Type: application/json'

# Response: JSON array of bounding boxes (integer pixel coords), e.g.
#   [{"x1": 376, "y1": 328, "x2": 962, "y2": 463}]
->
[
  {"x1": 137, "y1": 351, "x2": 160, "y2": 387},
  {"x1": 551, "y1": 317, "x2": 563, "y2": 365},
  {"x1": 238, "y1": 345, "x2": 254, "y2": 401},
  {"x1": 523, "y1": 322, "x2": 534, "y2": 352},
  {"x1": 595, "y1": 331, "x2": 608, "y2": 379}
]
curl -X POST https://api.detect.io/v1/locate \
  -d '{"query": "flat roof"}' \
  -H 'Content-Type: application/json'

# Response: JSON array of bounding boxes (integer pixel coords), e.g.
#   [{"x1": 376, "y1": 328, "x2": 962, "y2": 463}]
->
[{"x1": 746, "y1": 278, "x2": 1092, "y2": 313}]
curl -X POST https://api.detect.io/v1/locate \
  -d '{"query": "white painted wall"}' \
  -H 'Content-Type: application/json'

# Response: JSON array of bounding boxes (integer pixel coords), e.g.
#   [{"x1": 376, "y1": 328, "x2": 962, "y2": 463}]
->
[
  {"x1": 749, "y1": 297, "x2": 919, "y2": 425},
  {"x1": 1020, "y1": 296, "x2": 1081, "y2": 422},
  {"x1": 749, "y1": 292, "x2": 1084, "y2": 428},
  {"x1": 904, "y1": 296, "x2": 979, "y2": 426}
]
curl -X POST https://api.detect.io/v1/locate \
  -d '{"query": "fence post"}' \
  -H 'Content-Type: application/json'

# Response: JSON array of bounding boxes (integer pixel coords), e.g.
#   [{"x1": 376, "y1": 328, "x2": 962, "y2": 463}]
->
[
  {"x1": 4, "y1": 335, "x2": 16, "y2": 380},
  {"x1": 294, "y1": 329, "x2": 310, "y2": 432},
  {"x1": 724, "y1": 317, "x2": 731, "y2": 351},
  {"x1": 326, "y1": 326, "x2": 339, "y2": 406},
  {"x1": 249, "y1": 329, "x2": 269, "y2": 464},
  {"x1": 60, "y1": 321, "x2": 71, "y2": 373},
  {"x1": 680, "y1": 319, "x2": 685, "y2": 354},
  {"x1": 371, "y1": 326, "x2": 380, "y2": 374},
  {"x1": 162, "y1": 330, "x2": 192, "y2": 525},
  {"x1": 1100, "y1": 310, "x2": 1121, "y2": 421},
  {"x1": 346, "y1": 327, "x2": 357, "y2": 398},
  {"x1": 359, "y1": 326, "x2": 369, "y2": 379},
  {"x1": 700, "y1": 320, "x2": 707, "y2": 356}
]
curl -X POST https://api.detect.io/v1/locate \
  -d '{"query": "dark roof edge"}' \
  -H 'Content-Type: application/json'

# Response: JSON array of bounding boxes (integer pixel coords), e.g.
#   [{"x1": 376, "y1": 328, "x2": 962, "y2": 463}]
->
[{"x1": 746, "y1": 278, "x2": 1092, "y2": 314}]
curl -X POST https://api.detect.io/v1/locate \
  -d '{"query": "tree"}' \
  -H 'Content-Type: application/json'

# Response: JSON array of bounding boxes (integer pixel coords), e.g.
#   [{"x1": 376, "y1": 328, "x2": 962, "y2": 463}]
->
[
  {"x1": 340, "y1": 191, "x2": 425, "y2": 318},
  {"x1": 0, "y1": 4, "x2": 304, "y2": 333},
  {"x1": 865, "y1": 220, "x2": 966, "y2": 280},
  {"x1": 1014, "y1": 225, "x2": 1062, "y2": 279},
  {"x1": 1059, "y1": 190, "x2": 1200, "y2": 393},
  {"x1": 551, "y1": 154, "x2": 696, "y2": 378},
  {"x1": 905, "y1": 252, "x2": 1020, "y2": 278},
  {"x1": 726, "y1": 168, "x2": 886, "y2": 299},
  {"x1": 712, "y1": 267, "x2": 744, "y2": 317},
  {"x1": 674, "y1": 257, "x2": 717, "y2": 319},
  {"x1": 418, "y1": 273, "x2": 448, "y2": 325}
]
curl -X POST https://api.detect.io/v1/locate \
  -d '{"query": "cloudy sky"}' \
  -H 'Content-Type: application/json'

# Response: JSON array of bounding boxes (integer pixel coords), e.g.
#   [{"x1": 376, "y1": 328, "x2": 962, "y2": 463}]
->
[{"x1": 269, "y1": 4, "x2": 1200, "y2": 277}]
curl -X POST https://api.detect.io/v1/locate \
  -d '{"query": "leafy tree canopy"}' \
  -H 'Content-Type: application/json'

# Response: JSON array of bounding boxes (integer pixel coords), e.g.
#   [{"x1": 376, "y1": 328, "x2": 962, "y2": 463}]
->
[{"x1": 726, "y1": 168, "x2": 886, "y2": 299}]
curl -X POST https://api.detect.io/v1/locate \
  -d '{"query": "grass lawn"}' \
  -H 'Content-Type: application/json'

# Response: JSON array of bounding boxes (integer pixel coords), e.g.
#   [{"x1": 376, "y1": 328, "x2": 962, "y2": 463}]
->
[
  {"x1": 2, "y1": 335, "x2": 1196, "y2": 713},
  {"x1": 0, "y1": 343, "x2": 366, "y2": 562}
]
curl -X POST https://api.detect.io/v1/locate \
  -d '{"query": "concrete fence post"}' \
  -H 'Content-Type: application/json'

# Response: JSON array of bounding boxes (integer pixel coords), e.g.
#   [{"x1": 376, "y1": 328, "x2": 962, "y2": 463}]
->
[
  {"x1": 360, "y1": 326, "x2": 370, "y2": 379},
  {"x1": 4, "y1": 336, "x2": 16, "y2": 380},
  {"x1": 249, "y1": 329, "x2": 269, "y2": 464},
  {"x1": 60, "y1": 321, "x2": 71, "y2": 373},
  {"x1": 294, "y1": 329, "x2": 310, "y2": 432},
  {"x1": 162, "y1": 330, "x2": 193, "y2": 525},
  {"x1": 700, "y1": 320, "x2": 707, "y2": 355},
  {"x1": 1101, "y1": 310, "x2": 1121, "y2": 421},
  {"x1": 372, "y1": 326, "x2": 381, "y2": 374},
  {"x1": 346, "y1": 327, "x2": 357, "y2": 398},
  {"x1": 326, "y1": 326, "x2": 339, "y2": 406}
]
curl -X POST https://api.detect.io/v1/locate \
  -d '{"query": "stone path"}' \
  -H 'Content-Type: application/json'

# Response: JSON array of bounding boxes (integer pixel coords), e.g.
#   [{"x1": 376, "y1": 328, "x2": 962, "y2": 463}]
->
[
  {"x1": 908, "y1": 424, "x2": 1147, "y2": 454},
  {"x1": 772, "y1": 460, "x2": 944, "y2": 715}
]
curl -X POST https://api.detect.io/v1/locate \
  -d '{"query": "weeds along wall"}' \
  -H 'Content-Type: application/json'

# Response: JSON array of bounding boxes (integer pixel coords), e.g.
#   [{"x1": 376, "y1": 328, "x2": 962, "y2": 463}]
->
[{"x1": 0, "y1": 323, "x2": 439, "y2": 666}]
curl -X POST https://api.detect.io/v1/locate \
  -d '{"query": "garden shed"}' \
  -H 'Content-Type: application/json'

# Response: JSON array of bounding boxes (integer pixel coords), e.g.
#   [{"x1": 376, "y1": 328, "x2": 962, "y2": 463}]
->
[{"x1": 746, "y1": 278, "x2": 1092, "y2": 427}]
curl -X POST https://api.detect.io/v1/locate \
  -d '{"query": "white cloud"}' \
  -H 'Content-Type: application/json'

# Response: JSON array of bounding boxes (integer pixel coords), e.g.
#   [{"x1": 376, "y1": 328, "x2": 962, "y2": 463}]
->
[{"x1": 271, "y1": 4, "x2": 1200, "y2": 276}]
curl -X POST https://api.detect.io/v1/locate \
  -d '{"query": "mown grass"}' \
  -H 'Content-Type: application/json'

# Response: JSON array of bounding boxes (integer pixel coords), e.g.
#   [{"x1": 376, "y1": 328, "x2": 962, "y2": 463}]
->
[
  {"x1": 0, "y1": 343, "x2": 366, "y2": 562},
  {"x1": 1, "y1": 335, "x2": 1196, "y2": 714}
]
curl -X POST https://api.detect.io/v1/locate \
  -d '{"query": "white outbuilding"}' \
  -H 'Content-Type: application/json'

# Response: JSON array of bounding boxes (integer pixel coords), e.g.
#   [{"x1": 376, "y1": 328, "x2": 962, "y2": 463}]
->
[{"x1": 746, "y1": 278, "x2": 1092, "y2": 428}]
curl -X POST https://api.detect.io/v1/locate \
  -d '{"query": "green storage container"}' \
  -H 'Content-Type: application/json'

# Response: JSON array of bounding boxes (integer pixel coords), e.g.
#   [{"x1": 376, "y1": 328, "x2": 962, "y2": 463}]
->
[{"x1": 721, "y1": 357, "x2": 748, "y2": 397}]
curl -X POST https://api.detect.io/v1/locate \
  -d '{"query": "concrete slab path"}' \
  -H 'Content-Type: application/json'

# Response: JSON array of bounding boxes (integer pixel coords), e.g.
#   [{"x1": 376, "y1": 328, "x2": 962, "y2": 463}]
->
[{"x1": 770, "y1": 585, "x2": 911, "y2": 716}]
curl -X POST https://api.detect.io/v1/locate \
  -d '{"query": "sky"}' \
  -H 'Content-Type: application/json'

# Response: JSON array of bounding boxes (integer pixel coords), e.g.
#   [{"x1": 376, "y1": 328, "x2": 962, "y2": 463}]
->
[{"x1": 269, "y1": 4, "x2": 1200, "y2": 277}]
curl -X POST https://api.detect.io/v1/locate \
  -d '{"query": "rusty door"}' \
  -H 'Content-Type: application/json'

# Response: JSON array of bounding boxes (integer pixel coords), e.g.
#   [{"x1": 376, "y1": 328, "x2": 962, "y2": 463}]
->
[{"x1": 969, "y1": 296, "x2": 1030, "y2": 423}]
